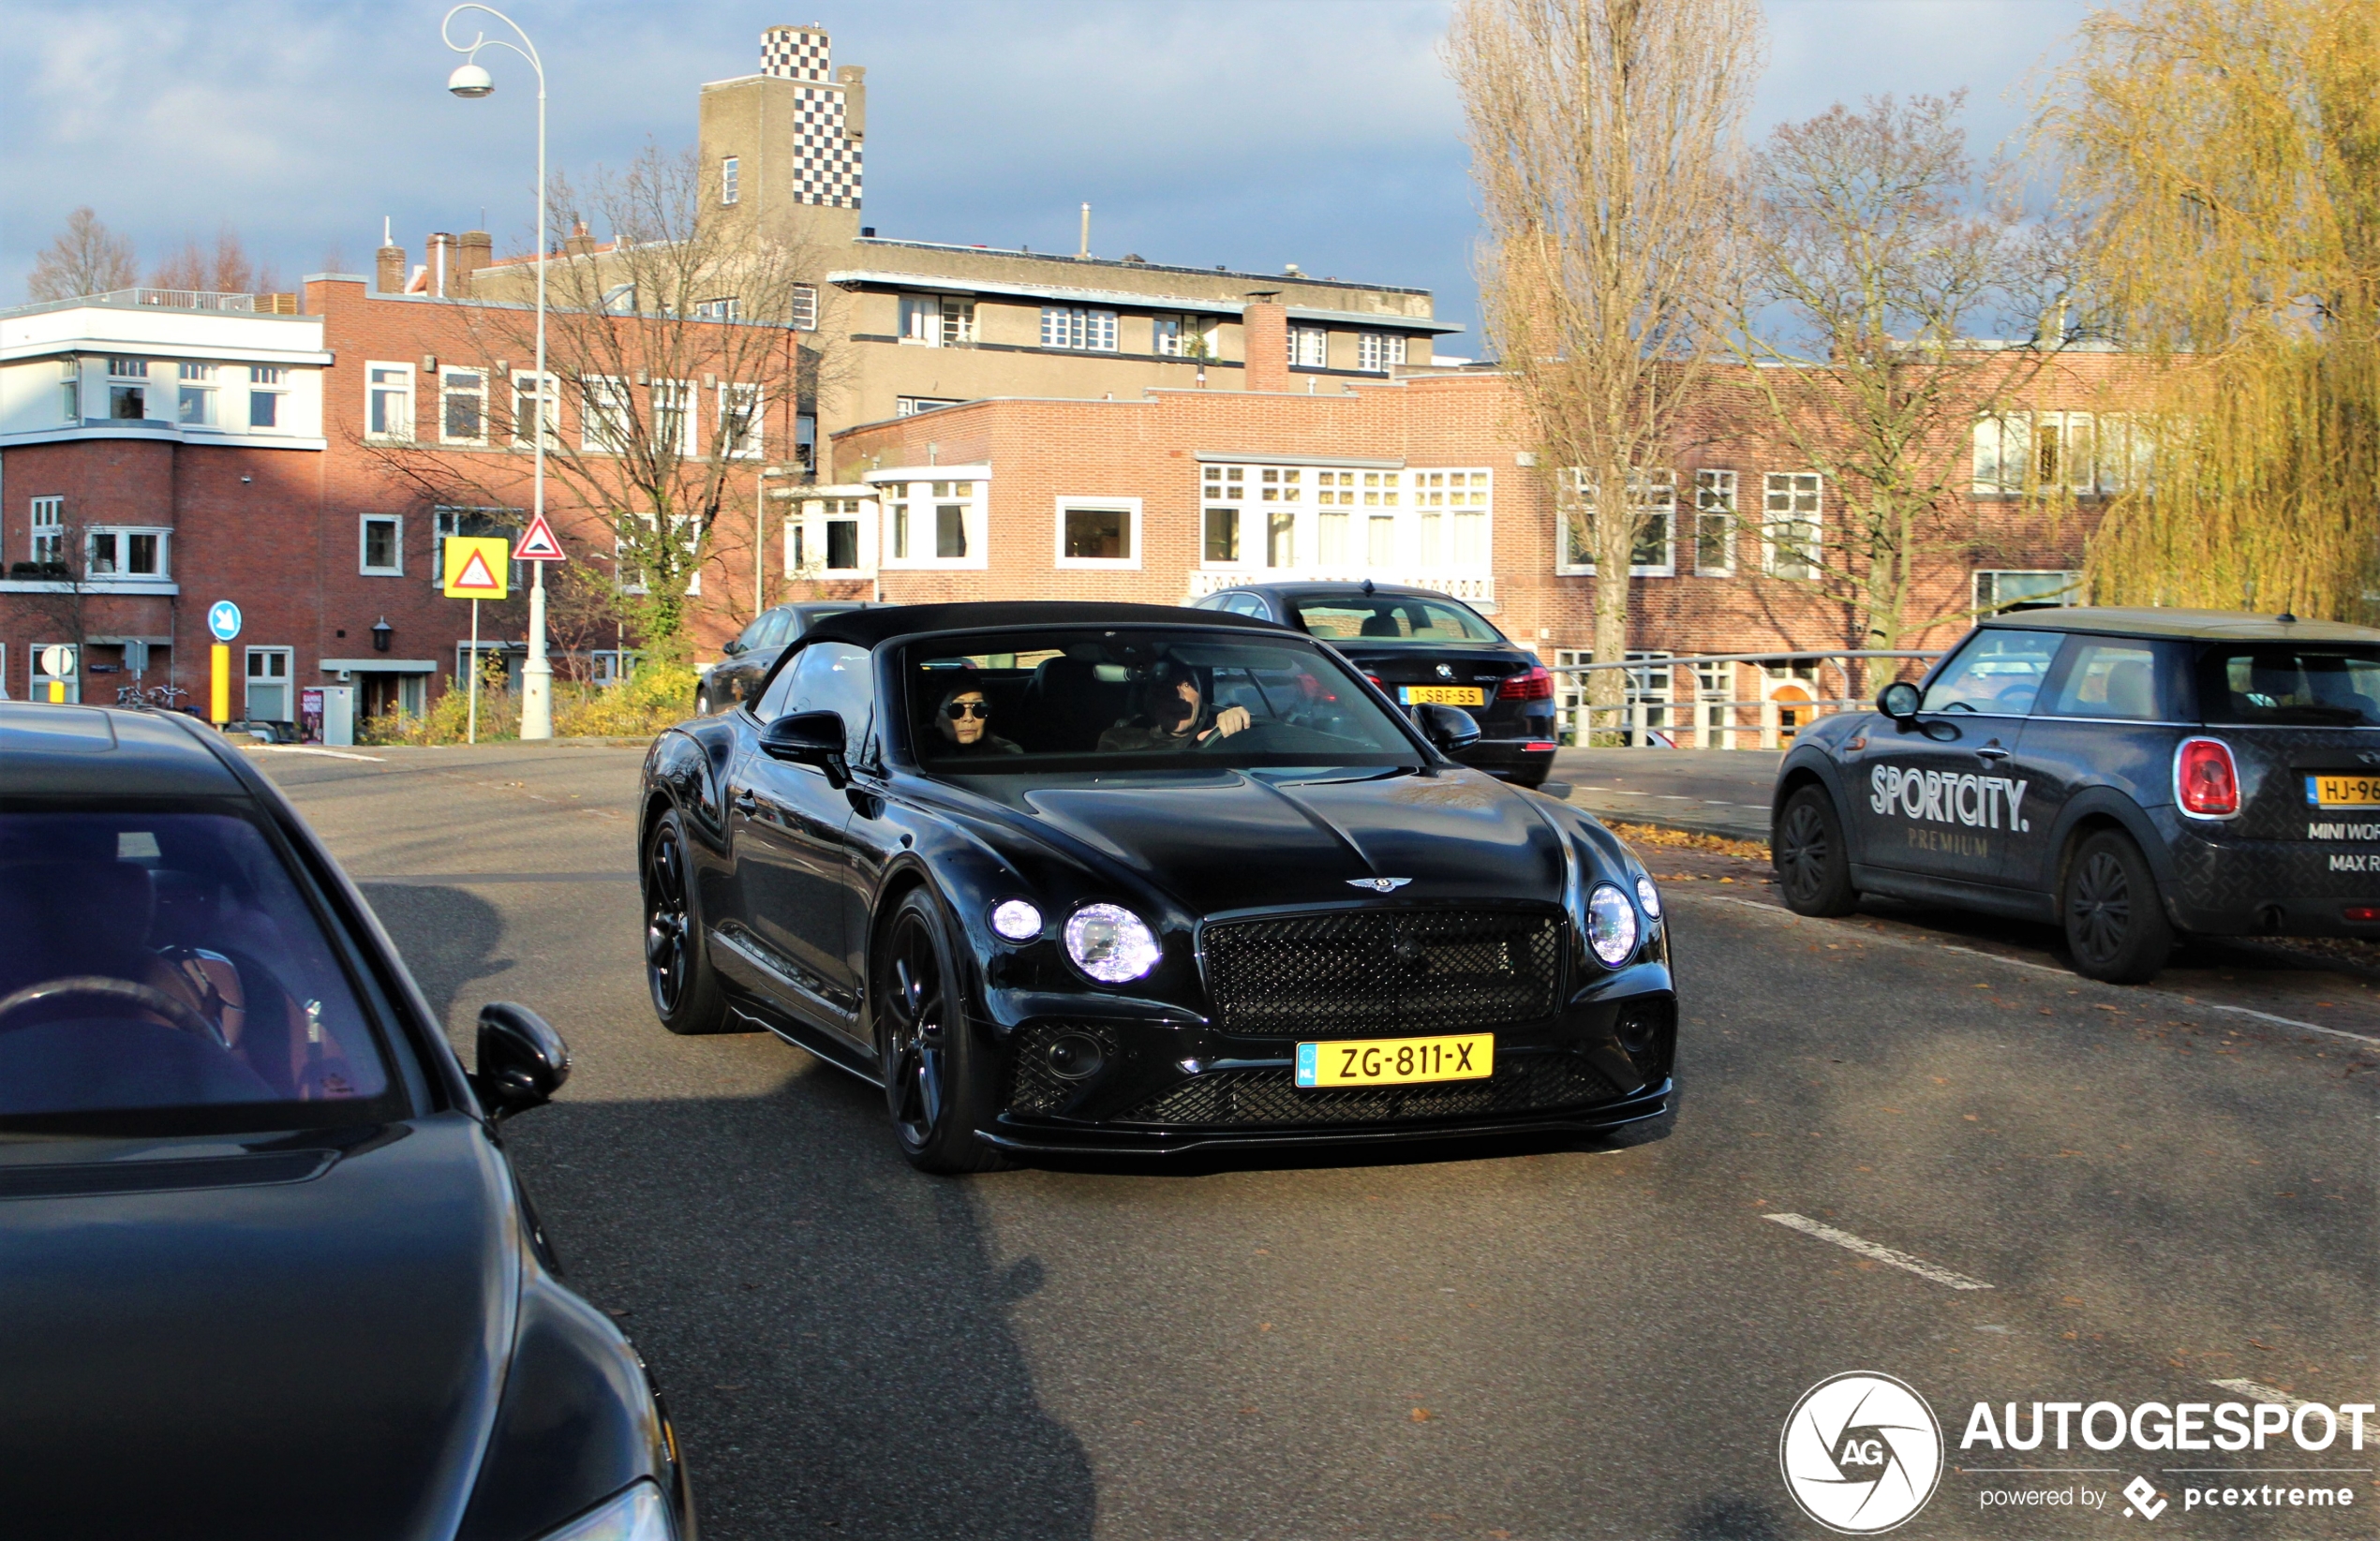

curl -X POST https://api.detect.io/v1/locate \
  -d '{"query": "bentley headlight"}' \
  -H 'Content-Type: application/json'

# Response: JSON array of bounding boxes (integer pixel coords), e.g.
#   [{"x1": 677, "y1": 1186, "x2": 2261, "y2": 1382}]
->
[
  {"x1": 989, "y1": 898, "x2": 1044, "y2": 942},
  {"x1": 1585, "y1": 882, "x2": 1640, "y2": 968},
  {"x1": 1064, "y1": 903, "x2": 1160, "y2": 983},
  {"x1": 1634, "y1": 873, "x2": 1662, "y2": 919},
  {"x1": 535, "y1": 1481, "x2": 672, "y2": 1541}
]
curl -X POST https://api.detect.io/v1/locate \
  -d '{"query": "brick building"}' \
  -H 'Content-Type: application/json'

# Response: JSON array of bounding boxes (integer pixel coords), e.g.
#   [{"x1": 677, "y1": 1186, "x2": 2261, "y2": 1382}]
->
[
  {"x1": 0, "y1": 276, "x2": 774, "y2": 721},
  {"x1": 817, "y1": 301, "x2": 2125, "y2": 739}
]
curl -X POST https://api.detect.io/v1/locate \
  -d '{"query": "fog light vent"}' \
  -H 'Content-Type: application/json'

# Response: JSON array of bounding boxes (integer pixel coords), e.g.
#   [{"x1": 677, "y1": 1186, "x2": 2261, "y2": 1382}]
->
[
  {"x1": 1002, "y1": 1022, "x2": 1120, "y2": 1115},
  {"x1": 1612, "y1": 999, "x2": 1676, "y2": 1083}
]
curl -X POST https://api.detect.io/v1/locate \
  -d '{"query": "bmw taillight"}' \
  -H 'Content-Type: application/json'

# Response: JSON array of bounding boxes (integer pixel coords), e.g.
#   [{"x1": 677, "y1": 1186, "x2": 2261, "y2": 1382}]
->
[
  {"x1": 1498, "y1": 664, "x2": 1554, "y2": 702},
  {"x1": 2176, "y1": 737, "x2": 2239, "y2": 818}
]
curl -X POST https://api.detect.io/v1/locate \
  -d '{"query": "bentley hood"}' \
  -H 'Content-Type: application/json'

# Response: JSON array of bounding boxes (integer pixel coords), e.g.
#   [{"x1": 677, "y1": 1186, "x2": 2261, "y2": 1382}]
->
[
  {"x1": 979, "y1": 766, "x2": 1573, "y2": 917},
  {"x1": 0, "y1": 1114, "x2": 515, "y2": 1541}
]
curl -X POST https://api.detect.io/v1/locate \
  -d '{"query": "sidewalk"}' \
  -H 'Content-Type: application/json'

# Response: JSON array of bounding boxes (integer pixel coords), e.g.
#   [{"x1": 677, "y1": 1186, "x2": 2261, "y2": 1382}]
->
[{"x1": 1546, "y1": 746, "x2": 1779, "y2": 842}]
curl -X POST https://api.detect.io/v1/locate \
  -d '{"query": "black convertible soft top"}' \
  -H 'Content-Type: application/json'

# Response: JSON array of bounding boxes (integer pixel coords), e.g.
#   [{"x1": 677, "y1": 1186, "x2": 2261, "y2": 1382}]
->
[{"x1": 796, "y1": 600, "x2": 1286, "y2": 651}]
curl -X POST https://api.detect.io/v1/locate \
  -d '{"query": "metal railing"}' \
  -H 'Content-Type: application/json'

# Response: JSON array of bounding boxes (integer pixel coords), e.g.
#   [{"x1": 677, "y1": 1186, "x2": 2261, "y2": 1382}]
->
[
  {"x1": 3, "y1": 287, "x2": 266, "y2": 320},
  {"x1": 1186, "y1": 570, "x2": 1495, "y2": 603},
  {"x1": 1551, "y1": 649, "x2": 1946, "y2": 749}
]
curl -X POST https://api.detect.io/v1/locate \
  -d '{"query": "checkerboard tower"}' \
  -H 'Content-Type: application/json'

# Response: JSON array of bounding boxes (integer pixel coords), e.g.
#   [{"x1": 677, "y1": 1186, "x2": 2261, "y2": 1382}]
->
[{"x1": 700, "y1": 24, "x2": 864, "y2": 246}]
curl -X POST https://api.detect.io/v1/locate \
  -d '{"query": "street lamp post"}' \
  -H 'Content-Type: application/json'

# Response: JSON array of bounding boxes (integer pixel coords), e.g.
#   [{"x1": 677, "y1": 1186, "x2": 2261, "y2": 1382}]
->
[{"x1": 442, "y1": 4, "x2": 552, "y2": 740}]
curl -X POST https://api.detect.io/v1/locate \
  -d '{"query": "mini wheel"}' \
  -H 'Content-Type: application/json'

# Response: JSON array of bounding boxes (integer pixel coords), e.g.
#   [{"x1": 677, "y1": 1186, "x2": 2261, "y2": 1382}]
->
[
  {"x1": 2062, "y1": 829, "x2": 2173, "y2": 984},
  {"x1": 1774, "y1": 785, "x2": 1859, "y2": 917}
]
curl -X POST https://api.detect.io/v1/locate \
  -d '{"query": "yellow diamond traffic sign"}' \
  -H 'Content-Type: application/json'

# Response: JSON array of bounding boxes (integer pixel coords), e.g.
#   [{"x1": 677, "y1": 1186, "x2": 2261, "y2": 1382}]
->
[{"x1": 442, "y1": 535, "x2": 511, "y2": 600}]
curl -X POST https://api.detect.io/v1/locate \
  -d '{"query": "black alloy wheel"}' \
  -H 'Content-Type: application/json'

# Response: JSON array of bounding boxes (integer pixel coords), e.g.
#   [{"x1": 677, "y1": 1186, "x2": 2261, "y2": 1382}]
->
[
  {"x1": 2062, "y1": 829, "x2": 2174, "y2": 985},
  {"x1": 874, "y1": 890, "x2": 1005, "y2": 1174},
  {"x1": 644, "y1": 812, "x2": 735, "y2": 1034},
  {"x1": 1775, "y1": 785, "x2": 1859, "y2": 916}
]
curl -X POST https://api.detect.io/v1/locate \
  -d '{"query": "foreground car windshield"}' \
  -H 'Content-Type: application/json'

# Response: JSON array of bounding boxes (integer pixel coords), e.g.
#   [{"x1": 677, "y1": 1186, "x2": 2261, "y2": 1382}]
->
[
  {"x1": 1287, "y1": 594, "x2": 1500, "y2": 644},
  {"x1": 906, "y1": 629, "x2": 1422, "y2": 770},
  {"x1": 0, "y1": 810, "x2": 395, "y2": 1131},
  {"x1": 2199, "y1": 645, "x2": 2380, "y2": 726}
]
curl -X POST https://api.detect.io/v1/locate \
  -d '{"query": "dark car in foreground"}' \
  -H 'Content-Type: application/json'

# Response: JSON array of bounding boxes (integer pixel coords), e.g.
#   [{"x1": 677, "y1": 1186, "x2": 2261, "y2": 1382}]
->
[
  {"x1": 696, "y1": 600, "x2": 872, "y2": 715},
  {"x1": 1191, "y1": 581, "x2": 1558, "y2": 787},
  {"x1": 1773, "y1": 606, "x2": 2380, "y2": 983},
  {"x1": 639, "y1": 600, "x2": 1674, "y2": 1173},
  {"x1": 0, "y1": 704, "x2": 692, "y2": 1541}
]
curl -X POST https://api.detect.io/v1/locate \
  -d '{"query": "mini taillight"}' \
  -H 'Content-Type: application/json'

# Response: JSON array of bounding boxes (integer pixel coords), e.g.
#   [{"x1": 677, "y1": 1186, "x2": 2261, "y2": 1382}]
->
[
  {"x1": 2176, "y1": 737, "x2": 2239, "y2": 817},
  {"x1": 1498, "y1": 664, "x2": 1554, "y2": 702},
  {"x1": 2345, "y1": 906, "x2": 2380, "y2": 924}
]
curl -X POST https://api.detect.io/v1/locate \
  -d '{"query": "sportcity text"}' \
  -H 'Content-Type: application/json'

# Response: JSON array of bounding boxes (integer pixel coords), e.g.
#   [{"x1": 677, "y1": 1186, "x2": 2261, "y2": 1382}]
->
[{"x1": 1871, "y1": 765, "x2": 2031, "y2": 832}]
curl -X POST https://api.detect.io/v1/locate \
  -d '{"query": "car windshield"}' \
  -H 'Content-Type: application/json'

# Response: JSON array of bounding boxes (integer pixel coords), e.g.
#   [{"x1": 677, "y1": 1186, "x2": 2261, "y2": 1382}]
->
[
  {"x1": 2200, "y1": 645, "x2": 2380, "y2": 727},
  {"x1": 0, "y1": 810, "x2": 396, "y2": 1132},
  {"x1": 905, "y1": 629, "x2": 1423, "y2": 771},
  {"x1": 1288, "y1": 595, "x2": 1501, "y2": 645}
]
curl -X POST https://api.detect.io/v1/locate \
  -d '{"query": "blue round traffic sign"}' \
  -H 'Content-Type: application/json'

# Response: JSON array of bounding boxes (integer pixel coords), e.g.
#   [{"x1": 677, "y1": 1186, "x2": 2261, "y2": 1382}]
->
[{"x1": 207, "y1": 600, "x2": 243, "y2": 642}]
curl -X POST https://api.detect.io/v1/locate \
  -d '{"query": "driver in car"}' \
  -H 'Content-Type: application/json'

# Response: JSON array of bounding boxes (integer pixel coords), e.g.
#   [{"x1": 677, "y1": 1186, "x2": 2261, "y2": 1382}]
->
[
  {"x1": 1097, "y1": 660, "x2": 1252, "y2": 751},
  {"x1": 931, "y1": 684, "x2": 1021, "y2": 755}
]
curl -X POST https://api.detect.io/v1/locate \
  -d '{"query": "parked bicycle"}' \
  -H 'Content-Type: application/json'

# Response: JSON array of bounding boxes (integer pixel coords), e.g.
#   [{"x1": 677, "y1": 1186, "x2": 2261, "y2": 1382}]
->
[{"x1": 113, "y1": 682, "x2": 191, "y2": 711}]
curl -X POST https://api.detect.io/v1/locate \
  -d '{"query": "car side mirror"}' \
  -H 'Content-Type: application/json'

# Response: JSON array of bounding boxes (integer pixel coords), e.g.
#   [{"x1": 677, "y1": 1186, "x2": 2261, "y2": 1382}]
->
[
  {"x1": 1412, "y1": 703, "x2": 1482, "y2": 754},
  {"x1": 475, "y1": 1001, "x2": 569, "y2": 1121},
  {"x1": 761, "y1": 709, "x2": 847, "y2": 778},
  {"x1": 1878, "y1": 680, "x2": 1923, "y2": 724},
  {"x1": 721, "y1": 639, "x2": 748, "y2": 657}
]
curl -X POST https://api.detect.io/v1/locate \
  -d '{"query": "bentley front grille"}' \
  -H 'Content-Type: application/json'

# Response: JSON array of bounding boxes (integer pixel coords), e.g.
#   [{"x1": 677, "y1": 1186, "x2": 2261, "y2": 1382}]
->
[
  {"x1": 1200, "y1": 908, "x2": 1563, "y2": 1035},
  {"x1": 1117, "y1": 1054, "x2": 1619, "y2": 1129}
]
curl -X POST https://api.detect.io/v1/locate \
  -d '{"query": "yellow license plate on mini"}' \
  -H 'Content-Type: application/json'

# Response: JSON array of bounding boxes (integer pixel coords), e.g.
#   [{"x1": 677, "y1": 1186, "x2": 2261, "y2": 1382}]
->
[
  {"x1": 2310, "y1": 775, "x2": 2380, "y2": 807},
  {"x1": 1399, "y1": 686, "x2": 1485, "y2": 706},
  {"x1": 1296, "y1": 1034, "x2": 1494, "y2": 1088}
]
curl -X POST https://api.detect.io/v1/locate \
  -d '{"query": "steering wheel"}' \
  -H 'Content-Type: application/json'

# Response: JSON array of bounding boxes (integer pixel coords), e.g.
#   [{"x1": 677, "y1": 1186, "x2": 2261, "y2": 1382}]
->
[{"x1": 0, "y1": 976, "x2": 222, "y2": 1040}]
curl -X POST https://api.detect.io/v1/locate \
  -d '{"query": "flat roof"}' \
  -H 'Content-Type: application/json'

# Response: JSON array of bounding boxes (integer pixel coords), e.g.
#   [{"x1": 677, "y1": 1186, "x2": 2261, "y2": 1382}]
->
[
  {"x1": 1984, "y1": 606, "x2": 2380, "y2": 643},
  {"x1": 850, "y1": 237, "x2": 1431, "y2": 298},
  {"x1": 824, "y1": 270, "x2": 1462, "y2": 333}
]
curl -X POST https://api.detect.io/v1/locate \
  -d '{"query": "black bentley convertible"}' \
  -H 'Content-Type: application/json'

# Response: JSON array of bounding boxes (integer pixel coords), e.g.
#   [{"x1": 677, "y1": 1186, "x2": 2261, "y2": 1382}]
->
[{"x1": 639, "y1": 601, "x2": 1676, "y2": 1172}]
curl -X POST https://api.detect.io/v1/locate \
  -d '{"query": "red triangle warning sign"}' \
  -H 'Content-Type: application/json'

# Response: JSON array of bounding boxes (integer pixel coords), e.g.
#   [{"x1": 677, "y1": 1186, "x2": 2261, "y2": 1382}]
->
[
  {"x1": 452, "y1": 548, "x2": 501, "y2": 592},
  {"x1": 513, "y1": 512, "x2": 566, "y2": 562}
]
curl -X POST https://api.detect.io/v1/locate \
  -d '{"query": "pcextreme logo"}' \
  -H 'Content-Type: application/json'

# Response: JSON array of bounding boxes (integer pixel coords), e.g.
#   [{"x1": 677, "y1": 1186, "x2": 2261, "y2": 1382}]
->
[
  {"x1": 1780, "y1": 1372, "x2": 1946, "y2": 1534},
  {"x1": 1870, "y1": 763, "x2": 2031, "y2": 833}
]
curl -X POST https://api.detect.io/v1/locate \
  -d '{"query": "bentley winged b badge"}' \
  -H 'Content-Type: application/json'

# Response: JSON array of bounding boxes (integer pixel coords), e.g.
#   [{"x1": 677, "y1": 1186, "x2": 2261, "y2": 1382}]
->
[{"x1": 1346, "y1": 877, "x2": 1414, "y2": 892}]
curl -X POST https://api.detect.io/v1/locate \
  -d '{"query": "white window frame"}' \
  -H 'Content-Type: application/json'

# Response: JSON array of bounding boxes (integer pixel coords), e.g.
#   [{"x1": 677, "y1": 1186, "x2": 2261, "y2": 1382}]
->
[
  {"x1": 174, "y1": 362, "x2": 220, "y2": 428},
  {"x1": 1555, "y1": 469, "x2": 1667, "y2": 576},
  {"x1": 60, "y1": 359, "x2": 81, "y2": 422},
  {"x1": 510, "y1": 370, "x2": 558, "y2": 449},
  {"x1": 1039, "y1": 306, "x2": 1117, "y2": 352},
  {"x1": 719, "y1": 382, "x2": 764, "y2": 459},
  {"x1": 785, "y1": 496, "x2": 877, "y2": 578},
  {"x1": 900, "y1": 293, "x2": 973, "y2": 346},
  {"x1": 439, "y1": 366, "x2": 488, "y2": 447},
  {"x1": 1971, "y1": 412, "x2": 2030, "y2": 496},
  {"x1": 692, "y1": 296, "x2": 741, "y2": 321},
  {"x1": 1763, "y1": 472, "x2": 1823, "y2": 580},
  {"x1": 721, "y1": 156, "x2": 740, "y2": 205},
  {"x1": 365, "y1": 362, "x2": 414, "y2": 442},
  {"x1": 245, "y1": 646, "x2": 294, "y2": 722},
  {"x1": 896, "y1": 396, "x2": 963, "y2": 418},
  {"x1": 247, "y1": 364, "x2": 290, "y2": 432},
  {"x1": 1288, "y1": 326, "x2": 1328, "y2": 368},
  {"x1": 433, "y1": 507, "x2": 526, "y2": 590},
  {"x1": 85, "y1": 526, "x2": 172, "y2": 581},
  {"x1": 580, "y1": 376, "x2": 632, "y2": 454},
  {"x1": 1054, "y1": 497, "x2": 1142, "y2": 570},
  {"x1": 28, "y1": 496, "x2": 64, "y2": 565},
  {"x1": 1356, "y1": 333, "x2": 1406, "y2": 373},
  {"x1": 791, "y1": 283, "x2": 819, "y2": 332},
  {"x1": 32, "y1": 642, "x2": 78, "y2": 704},
  {"x1": 1692, "y1": 468, "x2": 1737, "y2": 577},
  {"x1": 361, "y1": 514, "x2": 405, "y2": 577},
  {"x1": 651, "y1": 379, "x2": 698, "y2": 457},
  {"x1": 614, "y1": 513, "x2": 700, "y2": 596},
  {"x1": 1973, "y1": 569, "x2": 2081, "y2": 613},
  {"x1": 872, "y1": 476, "x2": 989, "y2": 570},
  {"x1": 1199, "y1": 464, "x2": 1247, "y2": 568}
]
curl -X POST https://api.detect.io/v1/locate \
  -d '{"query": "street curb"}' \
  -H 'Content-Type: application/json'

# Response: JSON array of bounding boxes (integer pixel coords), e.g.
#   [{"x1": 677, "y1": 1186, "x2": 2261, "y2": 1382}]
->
[{"x1": 1564, "y1": 796, "x2": 1771, "y2": 848}]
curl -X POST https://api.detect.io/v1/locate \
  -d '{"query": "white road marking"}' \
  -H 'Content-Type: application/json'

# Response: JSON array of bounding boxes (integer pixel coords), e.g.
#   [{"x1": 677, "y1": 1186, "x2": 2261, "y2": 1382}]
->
[
  {"x1": 2209, "y1": 1378, "x2": 2308, "y2": 1410},
  {"x1": 1684, "y1": 892, "x2": 2380, "y2": 1048},
  {"x1": 245, "y1": 745, "x2": 386, "y2": 763},
  {"x1": 1763, "y1": 1212, "x2": 1995, "y2": 1290}
]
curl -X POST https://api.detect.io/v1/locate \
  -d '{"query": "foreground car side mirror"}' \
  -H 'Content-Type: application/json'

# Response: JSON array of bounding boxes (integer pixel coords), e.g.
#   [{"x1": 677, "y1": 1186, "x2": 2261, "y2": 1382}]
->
[
  {"x1": 721, "y1": 638, "x2": 748, "y2": 657},
  {"x1": 1412, "y1": 703, "x2": 1482, "y2": 754},
  {"x1": 760, "y1": 710, "x2": 847, "y2": 780},
  {"x1": 475, "y1": 1001, "x2": 570, "y2": 1121},
  {"x1": 1878, "y1": 680, "x2": 1923, "y2": 725}
]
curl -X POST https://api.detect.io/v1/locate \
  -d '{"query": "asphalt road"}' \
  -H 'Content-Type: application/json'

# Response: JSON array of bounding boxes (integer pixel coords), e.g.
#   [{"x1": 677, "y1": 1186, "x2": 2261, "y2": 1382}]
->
[
  {"x1": 1550, "y1": 748, "x2": 1782, "y2": 841},
  {"x1": 256, "y1": 742, "x2": 2377, "y2": 1541}
]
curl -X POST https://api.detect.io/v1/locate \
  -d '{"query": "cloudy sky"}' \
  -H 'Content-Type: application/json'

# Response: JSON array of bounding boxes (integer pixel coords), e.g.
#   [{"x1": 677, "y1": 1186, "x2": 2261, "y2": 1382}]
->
[{"x1": 1, "y1": 0, "x2": 2095, "y2": 347}]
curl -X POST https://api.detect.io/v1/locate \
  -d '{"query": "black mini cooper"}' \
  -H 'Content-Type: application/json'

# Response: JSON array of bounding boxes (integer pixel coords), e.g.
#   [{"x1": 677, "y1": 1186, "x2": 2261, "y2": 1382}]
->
[
  {"x1": 1772, "y1": 607, "x2": 2380, "y2": 983},
  {"x1": 639, "y1": 601, "x2": 1673, "y2": 1172}
]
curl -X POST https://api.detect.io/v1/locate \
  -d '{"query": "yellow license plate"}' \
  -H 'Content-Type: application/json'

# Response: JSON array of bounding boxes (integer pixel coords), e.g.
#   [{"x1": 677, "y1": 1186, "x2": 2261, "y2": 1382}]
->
[
  {"x1": 1399, "y1": 686, "x2": 1485, "y2": 706},
  {"x1": 2309, "y1": 775, "x2": 2380, "y2": 807},
  {"x1": 1296, "y1": 1033, "x2": 1494, "y2": 1088}
]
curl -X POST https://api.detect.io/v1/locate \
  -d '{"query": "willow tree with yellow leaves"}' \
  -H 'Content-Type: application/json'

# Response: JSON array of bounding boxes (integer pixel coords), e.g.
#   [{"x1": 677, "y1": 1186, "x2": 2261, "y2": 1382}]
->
[{"x1": 2039, "y1": 0, "x2": 2378, "y2": 616}]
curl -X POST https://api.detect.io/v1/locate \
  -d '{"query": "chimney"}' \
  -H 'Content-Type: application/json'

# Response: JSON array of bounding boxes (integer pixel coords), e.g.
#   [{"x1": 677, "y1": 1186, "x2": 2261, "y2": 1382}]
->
[
  {"x1": 1242, "y1": 292, "x2": 1288, "y2": 393},
  {"x1": 376, "y1": 219, "x2": 405, "y2": 294},
  {"x1": 837, "y1": 65, "x2": 866, "y2": 139},
  {"x1": 455, "y1": 230, "x2": 492, "y2": 296},
  {"x1": 426, "y1": 231, "x2": 455, "y2": 297},
  {"x1": 564, "y1": 219, "x2": 597, "y2": 259}
]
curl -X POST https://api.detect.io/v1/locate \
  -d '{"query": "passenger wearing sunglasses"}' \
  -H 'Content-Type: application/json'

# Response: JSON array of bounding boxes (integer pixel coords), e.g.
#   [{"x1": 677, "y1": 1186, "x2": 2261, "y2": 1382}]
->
[{"x1": 930, "y1": 685, "x2": 1021, "y2": 755}]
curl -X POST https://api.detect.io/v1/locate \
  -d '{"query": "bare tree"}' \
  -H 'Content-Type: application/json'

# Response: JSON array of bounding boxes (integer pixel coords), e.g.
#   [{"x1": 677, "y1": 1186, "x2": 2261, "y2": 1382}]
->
[
  {"x1": 1732, "y1": 95, "x2": 2077, "y2": 687},
  {"x1": 26, "y1": 208, "x2": 138, "y2": 301},
  {"x1": 1447, "y1": 0, "x2": 1763, "y2": 734},
  {"x1": 359, "y1": 142, "x2": 840, "y2": 651},
  {"x1": 149, "y1": 225, "x2": 283, "y2": 295}
]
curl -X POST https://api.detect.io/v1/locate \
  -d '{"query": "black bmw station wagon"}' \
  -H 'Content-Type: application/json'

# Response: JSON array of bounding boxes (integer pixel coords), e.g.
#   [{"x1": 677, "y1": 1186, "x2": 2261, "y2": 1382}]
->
[{"x1": 1772, "y1": 607, "x2": 2380, "y2": 983}]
